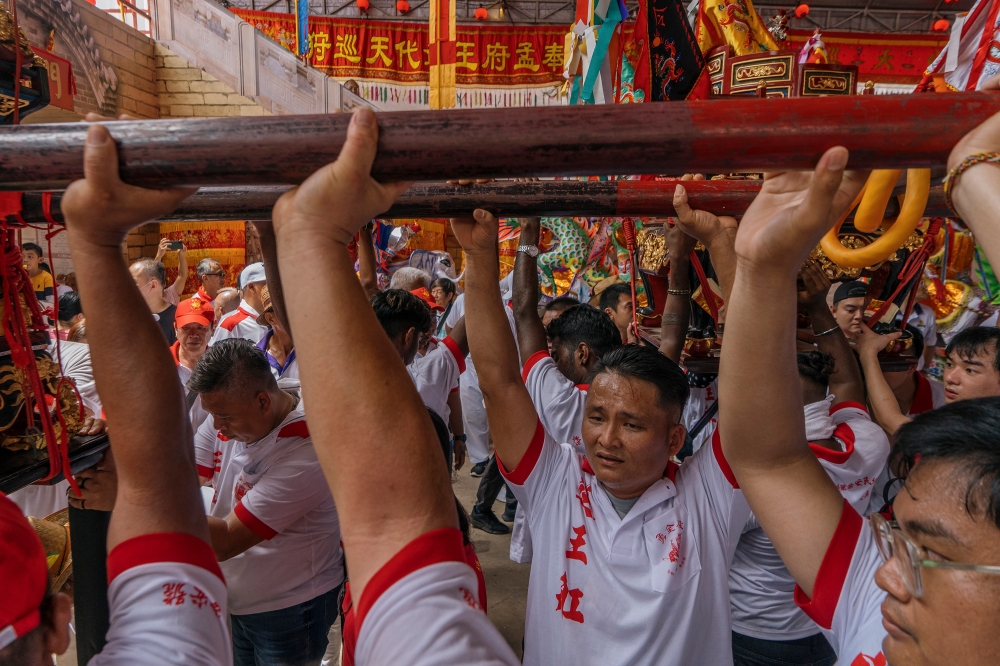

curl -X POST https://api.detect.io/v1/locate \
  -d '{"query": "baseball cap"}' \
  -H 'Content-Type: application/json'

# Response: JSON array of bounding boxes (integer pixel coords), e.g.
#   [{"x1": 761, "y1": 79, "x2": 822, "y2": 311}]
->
[
  {"x1": 0, "y1": 493, "x2": 49, "y2": 651},
  {"x1": 239, "y1": 262, "x2": 266, "y2": 289},
  {"x1": 833, "y1": 280, "x2": 868, "y2": 305},
  {"x1": 175, "y1": 296, "x2": 215, "y2": 329},
  {"x1": 256, "y1": 285, "x2": 274, "y2": 325},
  {"x1": 411, "y1": 287, "x2": 445, "y2": 313}
]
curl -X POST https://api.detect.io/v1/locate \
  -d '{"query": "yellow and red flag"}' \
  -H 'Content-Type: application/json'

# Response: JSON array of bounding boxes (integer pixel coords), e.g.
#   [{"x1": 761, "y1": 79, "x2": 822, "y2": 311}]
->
[
  {"x1": 428, "y1": 0, "x2": 457, "y2": 108},
  {"x1": 694, "y1": 0, "x2": 777, "y2": 56}
]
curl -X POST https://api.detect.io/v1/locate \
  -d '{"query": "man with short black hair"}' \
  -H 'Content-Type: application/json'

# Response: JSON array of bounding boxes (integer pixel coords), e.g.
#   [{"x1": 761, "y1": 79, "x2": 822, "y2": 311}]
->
[
  {"x1": 190, "y1": 339, "x2": 343, "y2": 666},
  {"x1": 598, "y1": 282, "x2": 633, "y2": 342},
  {"x1": 454, "y1": 208, "x2": 750, "y2": 665},
  {"x1": 829, "y1": 280, "x2": 868, "y2": 339},
  {"x1": 211, "y1": 263, "x2": 268, "y2": 345},
  {"x1": 541, "y1": 295, "x2": 578, "y2": 327},
  {"x1": 129, "y1": 258, "x2": 177, "y2": 344},
  {"x1": 196, "y1": 257, "x2": 225, "y2": 304}
]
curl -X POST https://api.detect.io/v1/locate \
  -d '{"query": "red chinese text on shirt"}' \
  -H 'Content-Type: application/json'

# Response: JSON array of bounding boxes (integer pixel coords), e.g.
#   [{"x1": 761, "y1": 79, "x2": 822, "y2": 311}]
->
[
  {"x1": 555, "y1": 573, "x2": 584, "y2": 624},
  {"x1": 566, "y1": 524, "x2": 588, "y2": 564}
]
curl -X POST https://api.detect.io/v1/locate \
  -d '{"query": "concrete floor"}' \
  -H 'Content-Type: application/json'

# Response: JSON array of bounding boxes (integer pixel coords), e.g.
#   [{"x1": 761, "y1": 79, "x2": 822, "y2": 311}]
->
[{"x1": 57, "y1": 467, "x2": 530, "y2": 665}]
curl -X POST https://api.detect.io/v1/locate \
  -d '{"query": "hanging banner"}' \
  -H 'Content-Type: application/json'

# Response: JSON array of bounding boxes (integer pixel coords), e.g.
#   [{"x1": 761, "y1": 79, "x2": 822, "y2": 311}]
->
[
  {"x1": 782, "y1": 30, "x2": 949, "y2": 85},
  {"x1": 32, "y1": 49, "x2": 75, "y2": 112},
  {"x1": 232, "y1": 9, "x2": 567, "y2": 88}
]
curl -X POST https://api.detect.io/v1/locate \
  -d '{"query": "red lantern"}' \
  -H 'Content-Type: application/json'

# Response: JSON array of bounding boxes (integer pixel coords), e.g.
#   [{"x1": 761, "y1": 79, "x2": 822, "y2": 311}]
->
[
  {"x1": 396, "y1": 0, "x2": 410, "y2": 12},
  {"x1": 932, "y1": 18, "x2": 950, "y2": 31},
  {"x1": 356, "y1": 0, "x2": 369, "y2": 10},
  {"x1": 474, "y1": 5, "x2": 488, "y2": 19},
  {"x1": 794, "y1": 3, "x2": 809, "y2": 18}
]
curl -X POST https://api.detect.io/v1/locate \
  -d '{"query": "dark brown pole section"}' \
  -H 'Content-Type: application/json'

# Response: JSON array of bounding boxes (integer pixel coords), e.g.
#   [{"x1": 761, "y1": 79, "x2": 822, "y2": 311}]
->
[
  {"x1": 1, "y1": 93, "x2": 996, "y2": 190},
  {"x1": 18, "y1": 180, "x2": 950, "y2": 223}
]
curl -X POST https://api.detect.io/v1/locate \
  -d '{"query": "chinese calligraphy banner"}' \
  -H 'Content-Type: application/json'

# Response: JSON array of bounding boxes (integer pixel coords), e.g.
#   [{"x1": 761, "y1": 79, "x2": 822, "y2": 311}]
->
[
  {"x1": 232, "y1": 9, "x2": 567, "y2": 88},
  {"x1": 782, "y1": 30, "x2": 949, "y2": 85}
]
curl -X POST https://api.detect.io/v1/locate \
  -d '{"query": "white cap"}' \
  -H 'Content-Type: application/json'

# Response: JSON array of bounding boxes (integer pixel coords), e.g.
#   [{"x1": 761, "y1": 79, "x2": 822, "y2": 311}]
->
[{"x1": 239, "y1": 262, "x2": 266, "y2": 289}]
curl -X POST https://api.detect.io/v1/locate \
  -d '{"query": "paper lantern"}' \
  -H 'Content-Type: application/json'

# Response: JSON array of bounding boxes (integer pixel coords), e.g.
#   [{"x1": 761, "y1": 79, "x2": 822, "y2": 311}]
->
[
  {"x1": 396, "y1": 0, "x2": 410, "y2": 12},
  {"x1": 932, "y1": 18, "x2": 950, "y2": 31},
  {"x1": 474, "y1": 5, "x2": 488, "y2": 19},
  {"x1": 794, "y1": 3, "x2": 809, "y2": 18},
  {"x1": 356, "y1": 0, "x2": 369, "y2": 10}
]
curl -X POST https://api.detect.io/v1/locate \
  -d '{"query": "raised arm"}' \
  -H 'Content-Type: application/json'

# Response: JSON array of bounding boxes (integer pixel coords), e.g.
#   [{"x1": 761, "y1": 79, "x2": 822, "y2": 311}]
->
[
  {"x1": 252, "y1": 220, "x2": 292, "y2": 336},
  {"x1": 271, "y1": 109, "x2": 452, "y2": 601},
  {"x1": 357, "y1": 222, "x2": 380, "y2": 298},
  {"x1": 798, "y1": 261, "x2": 865, "y2": 406},
  {"x1": 511, "y1": 217, "x2": 548, "y2": 360},
  {"x1": 60, "y1": 124, "x2": 207, "y2": 551},
  {"x1": 658, "y1": 222, "x2": 697, "y2": 362},
  {"x1": 672, "y1": 183, "x2": 738, "y2": 305},
  {"x1": 173, "y1": 244, "x2": 189, "y2": 296},
  {"x1": 452, "y1": 210, "x2": 539, "y2": 471},
  {"x1": 446, "y1": 314, "x2": 470, "y2": 357},
  {"x1": 719, "y1": 148, "x2": 868, "y2": 597},
  {"x1": 855, "y1": 322, "x2": 910, "y2": 436}
]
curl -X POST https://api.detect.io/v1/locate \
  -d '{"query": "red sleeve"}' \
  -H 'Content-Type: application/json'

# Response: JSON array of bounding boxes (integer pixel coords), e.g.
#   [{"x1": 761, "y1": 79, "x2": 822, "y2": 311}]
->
[
  {"x1": 442, "y1": 336, "x2": 466, "y2": 374},
  {"x1": 793, "y1": 499, "x2": 864, "y2": 630},
  {"x1": 497, "y1": 419, "x2": 546, "y2": 486},
  {"x1": 106, "y1": 532, "x2": 224, "y2": 585},
  {"x1": 521, "y1": 350, "x2": 549, "y2": 383},
  {"x1": 354, "y1": 527, "x2": 466, "y2": 641},
  {"x1": 196, "y1": 464, "x2": 215, "y2": 479},
  {"x1": 711, "y1": 429, "x2": 739, "y2": 488},
  {"x1": 234, "y1": 501, "x2": 279, "y2": 540}
]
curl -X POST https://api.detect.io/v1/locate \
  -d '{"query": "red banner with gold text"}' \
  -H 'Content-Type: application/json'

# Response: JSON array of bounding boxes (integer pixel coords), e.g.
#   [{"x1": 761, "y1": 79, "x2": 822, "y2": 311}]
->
[
  {"x1": 782, "y1": 30, "x2": 949, "y2": 85},
  {"x1": 232, "y1": 9, "x2": 567, "y2": 87}
]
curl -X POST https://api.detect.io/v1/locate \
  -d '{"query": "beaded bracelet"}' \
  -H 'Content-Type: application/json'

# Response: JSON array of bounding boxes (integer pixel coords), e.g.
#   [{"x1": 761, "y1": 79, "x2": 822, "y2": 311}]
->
[
  {"x1": 942, "y1": 152, "x2": 1000, "y2": 215},
  {"x1": 813, "y1": 325, "x2": 841, "y2": 337},
  {"x1": 667, "y1": 289, "x2": 692, "y2": 296}
]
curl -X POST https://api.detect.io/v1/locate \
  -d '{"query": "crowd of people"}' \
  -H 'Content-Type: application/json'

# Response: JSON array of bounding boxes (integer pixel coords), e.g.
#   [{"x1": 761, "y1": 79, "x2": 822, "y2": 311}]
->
[{"x1": 3, "y1": 101, "x2": 1000, "y2": 666}]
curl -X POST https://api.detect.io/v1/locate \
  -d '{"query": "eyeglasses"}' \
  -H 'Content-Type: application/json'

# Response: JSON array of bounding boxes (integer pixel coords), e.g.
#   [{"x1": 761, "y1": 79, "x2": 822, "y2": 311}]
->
[{"x1": 869, "y1": 513, "x2": 1000, "y2": 597}]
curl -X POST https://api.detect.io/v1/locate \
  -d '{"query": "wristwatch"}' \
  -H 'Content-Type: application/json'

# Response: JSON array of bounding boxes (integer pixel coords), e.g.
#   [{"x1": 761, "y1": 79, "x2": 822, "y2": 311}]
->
[
  {"x1": 453, "y1": 434, "x2": 467, "y2": 443},
  {"x1": 517, "y1": 244, "x2": 539, "y2": 258}
]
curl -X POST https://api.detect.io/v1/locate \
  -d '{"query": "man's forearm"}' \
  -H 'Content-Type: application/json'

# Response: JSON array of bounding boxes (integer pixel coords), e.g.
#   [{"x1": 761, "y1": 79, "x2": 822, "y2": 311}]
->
[
  {"x1": 253, "y1": 221, "x2": 291, "y2": 336},
  {"x1": 174, "y1": 251, "x2": 188, "y2": 295},
  {"x1": 659, "y1": 257, "x2": 691, "y2": 363},
  {"x1": 512, "y1": 226, "x2": 547, "y2": 358},
  {"x1": 65, "y1": 236, "x2": 207, "y2": 544},
  {"x1": 952, "y1": 165, "x2": 1000, "y2": 273},
  {"x1": 706, "y1": 231, "x2": 737, "y2": 306},
  {"x1": 357, "y1": 225, "x2": 379, "y2": 297},
  {"x1": 859, "y1": 352, "x2": 910, "y2": 436}
]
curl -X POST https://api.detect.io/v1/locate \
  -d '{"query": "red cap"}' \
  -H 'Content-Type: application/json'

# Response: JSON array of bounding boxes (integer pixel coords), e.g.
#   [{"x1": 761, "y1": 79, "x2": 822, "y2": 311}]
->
[
  {"x1": 175, "y1": 296, "x2": 216, "y2": 329},
  {"x1": 410, "y1": 287, "x2": 445, "y2": 312},
  {"x1": 0, "y1": 493, "x2": 48, "y2": 650}
]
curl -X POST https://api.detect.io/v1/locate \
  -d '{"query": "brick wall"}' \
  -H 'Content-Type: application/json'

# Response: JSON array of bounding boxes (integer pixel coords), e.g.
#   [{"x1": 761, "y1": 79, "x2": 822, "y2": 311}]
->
[{"x1": 155, "y1": 45, "x2": 269, "y2": 118}]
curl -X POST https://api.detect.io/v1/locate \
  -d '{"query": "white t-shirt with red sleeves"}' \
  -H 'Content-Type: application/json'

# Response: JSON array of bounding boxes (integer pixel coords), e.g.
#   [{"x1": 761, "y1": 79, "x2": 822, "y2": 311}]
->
[
  {"x1": 408, "y1": 336, "x2": 464, "y2": 422},
  {"x1": 209, "y1": 300, "x2": 267, "y2": 346},
  {"x1": 729, "y1": 401, "x2": 890, "y2": 641},
  {"x1": 193, "y1": 405, "x2": 344, "y2": 615},
  {"x1": 795, "y1": 501, "x2": 887, "y2": 665},
  {"x1": 512, "y1": 350, "x2": 589, "y2": 564},
  {"x1": 353, "y1": 527, "x2": 519, "y2": 665},
  {"x1": 90, "y1": 532, "x2": 232, "y2": 666},
  {"x1": 500, "y1": 420, "x2": 750, "y2": 666}
]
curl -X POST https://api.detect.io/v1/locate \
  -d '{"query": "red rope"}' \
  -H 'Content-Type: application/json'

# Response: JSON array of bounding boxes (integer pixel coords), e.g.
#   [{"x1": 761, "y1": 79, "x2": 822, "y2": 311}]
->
[
  {"x1": 621, "y1": 218, "x2": 640, "y2": 334},
  {"x1": 865, "y1": 219, "x2": 943, "y2": 328},
  {"x1": 690, "y1": 249, "x2": 722, "y2": 326}
]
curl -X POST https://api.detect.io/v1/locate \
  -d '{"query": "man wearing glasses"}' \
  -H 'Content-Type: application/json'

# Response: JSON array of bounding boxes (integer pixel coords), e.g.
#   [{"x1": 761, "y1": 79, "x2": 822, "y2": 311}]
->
[
  {"x1": 718, "y1": 147, "x2": 1000, "y2": 666},
  {"x1": 196, "y1": 257, "x2": 226, "y2": 306}
]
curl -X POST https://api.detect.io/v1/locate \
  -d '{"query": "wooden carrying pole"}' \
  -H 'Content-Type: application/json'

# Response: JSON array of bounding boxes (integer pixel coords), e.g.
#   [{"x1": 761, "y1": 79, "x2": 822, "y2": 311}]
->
[
  {"x1": 0, "y1": 93, "x2": 997, "y2": 190},
  {"x1": 16, "y1": 180, "x2": 950, "y2": 223}
]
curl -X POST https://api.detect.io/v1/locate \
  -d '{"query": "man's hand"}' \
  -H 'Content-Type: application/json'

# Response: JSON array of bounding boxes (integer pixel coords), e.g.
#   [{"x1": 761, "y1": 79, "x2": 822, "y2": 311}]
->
[
  {"x1": 272, "y1": 108, "x2": 410, "y2": 247},
  {"x1": 948, "y1": 74, "x2": 1000, "y2": 171},
  {"x1": 61, "y1": 125, "x2": 196, "y2": 249},
  {"x1": 68, "y1": 448, "x2": 117, "y2": 512},
  {"x1": 453, "y1": 439, "x2": 467, "y2": 471},
  {"x1": 672, "y1": 184, "x2": 738, "y2": 247},
  {"x1": 855, "y1": 322, "x2": 900, "y2": 359},
  {"x1": 452, "y1": 209, "x2": 500, "y2": 257},
  {"x1": 797, "y1": 260, "x2": 832, "y2": 312},
  {"x1": 735, "y1": 148, "x2": 867, "y2": 276},
  {"x1": 662, "y1": 220, "x2": 698, "y2": 267},
  {"x1": 155, "y1": 238, "x2": 170, "y2": 262},
  {"x1": 78, "y1": 414, "x2": 107, "y2": 437}
]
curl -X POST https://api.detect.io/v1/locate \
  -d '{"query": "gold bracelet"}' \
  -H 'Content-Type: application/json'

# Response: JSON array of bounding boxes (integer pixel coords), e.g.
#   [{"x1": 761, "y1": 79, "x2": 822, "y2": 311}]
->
[{"x1": 942, "y1": 152, "x2": 1000, "y2": 215}]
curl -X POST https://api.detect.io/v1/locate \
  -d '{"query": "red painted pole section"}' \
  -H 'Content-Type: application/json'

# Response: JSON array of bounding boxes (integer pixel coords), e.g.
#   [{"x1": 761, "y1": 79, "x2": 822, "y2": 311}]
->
[
  {"x1": 0, "y1": 93, "x2": 995, "y2": 190},
  {"x1": 13, "y1": 181, "x2": 950, "y2": 223}
]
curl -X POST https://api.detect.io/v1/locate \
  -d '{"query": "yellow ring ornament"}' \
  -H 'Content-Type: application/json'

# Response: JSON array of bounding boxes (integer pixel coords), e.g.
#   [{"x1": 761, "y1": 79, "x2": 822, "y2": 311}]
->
[{"x1": 820, "y1": 168, "x2": 931, "y2": 270}]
